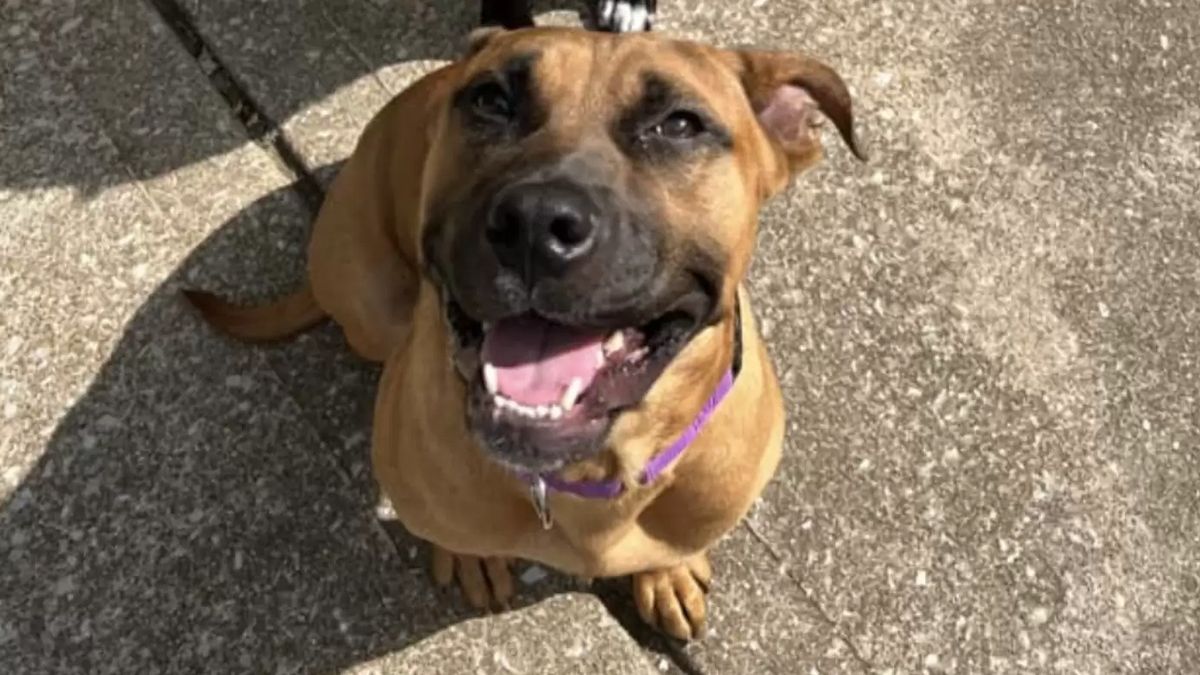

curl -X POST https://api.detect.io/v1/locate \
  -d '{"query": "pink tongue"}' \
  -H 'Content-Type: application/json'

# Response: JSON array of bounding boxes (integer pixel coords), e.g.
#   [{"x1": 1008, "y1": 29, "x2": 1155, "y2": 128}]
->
[{"x1": 481, "y1": 315, "x2": 607, "y2": 406}]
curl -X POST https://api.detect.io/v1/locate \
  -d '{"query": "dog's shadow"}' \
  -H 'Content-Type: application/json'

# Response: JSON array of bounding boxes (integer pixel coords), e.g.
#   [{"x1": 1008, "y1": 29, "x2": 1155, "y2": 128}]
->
[{"x1": 0, "y1": 164, "x2": 616, "y2": 673}]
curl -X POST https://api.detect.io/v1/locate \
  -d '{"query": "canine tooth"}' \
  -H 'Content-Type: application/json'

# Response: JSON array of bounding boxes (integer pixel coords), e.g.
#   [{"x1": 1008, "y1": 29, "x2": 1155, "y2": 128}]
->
[
  {"x1": 483, "y1": 363, "x2": 498, "y2": 394},
  {"x1": 561, "y1": 378, "x2": 583, "y2": 411},
  {"x1": 548, "y1": 405, "x2": 563, "y2": 420},
  {"x1": 603, "y1": 331, "x2": 625, "y2": 355}
]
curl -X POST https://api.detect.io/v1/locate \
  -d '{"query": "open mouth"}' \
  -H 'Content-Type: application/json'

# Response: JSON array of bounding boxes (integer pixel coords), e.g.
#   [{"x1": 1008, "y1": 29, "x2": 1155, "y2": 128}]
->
[{"x1": 444, "y1": 297, "x2": 699, "y2": 471}]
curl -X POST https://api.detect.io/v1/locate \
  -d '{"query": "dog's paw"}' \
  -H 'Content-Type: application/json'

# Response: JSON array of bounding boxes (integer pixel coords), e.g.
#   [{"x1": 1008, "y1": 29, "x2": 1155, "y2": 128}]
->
[
  {"x1": 632, "y1": 553, "x2": 712, "y2": 640},
  {"x1": 594, "y1": 0, "x2": 656, "y2": 32},
  {"x1": 431, "y1": 544, "x2": 515, "y2": 610}
]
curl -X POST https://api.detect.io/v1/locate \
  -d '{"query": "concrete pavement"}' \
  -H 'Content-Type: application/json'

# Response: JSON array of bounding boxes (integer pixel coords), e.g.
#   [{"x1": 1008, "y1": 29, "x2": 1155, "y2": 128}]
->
[{"x1": 1, "y1": 0, "x2": 1197, "y2": 673}]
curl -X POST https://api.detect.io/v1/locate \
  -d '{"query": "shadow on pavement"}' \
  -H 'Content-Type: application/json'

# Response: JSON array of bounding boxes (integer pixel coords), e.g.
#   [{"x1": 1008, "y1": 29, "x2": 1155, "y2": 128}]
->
[{"x1": 0, "y1": 167, "x2": 574, "y2": 674}]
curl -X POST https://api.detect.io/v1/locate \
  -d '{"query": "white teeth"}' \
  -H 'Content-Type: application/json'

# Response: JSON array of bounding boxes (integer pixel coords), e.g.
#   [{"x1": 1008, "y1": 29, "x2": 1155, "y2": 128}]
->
[
  {"x1": 561, "y1": 377, "x2": 583, "y2": 411},
  {"x1": 491, "y1": 397, "x2": 568, "y2": 421},
  {"x1": 603, "y1": 331, "x2": 625, "y2": 356},
  {"x1": 483, "y1": 363, "x2": 498, "y2": 395}
]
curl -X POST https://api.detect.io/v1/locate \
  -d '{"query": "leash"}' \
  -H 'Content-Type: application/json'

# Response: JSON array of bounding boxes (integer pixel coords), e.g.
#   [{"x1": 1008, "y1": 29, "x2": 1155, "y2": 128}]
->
[{"x1": 521, "y1": 298, "x2": 744, "y2": 528}]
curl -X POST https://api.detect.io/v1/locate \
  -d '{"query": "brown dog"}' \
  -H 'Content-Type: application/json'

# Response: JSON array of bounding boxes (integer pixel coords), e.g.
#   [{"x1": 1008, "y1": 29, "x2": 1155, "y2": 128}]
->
[{"x1": 187, "y1": 26, "x2": 862, "y2": 640}]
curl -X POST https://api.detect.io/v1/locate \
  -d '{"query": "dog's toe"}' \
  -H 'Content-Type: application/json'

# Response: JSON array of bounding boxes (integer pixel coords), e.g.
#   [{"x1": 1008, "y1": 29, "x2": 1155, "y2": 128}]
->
[
  {"x1": 430, "y1": 544, "x2": 514, "y2": 610},
  {"x1": 632, "y1": 554, "x2": 711, "y2": 641}
]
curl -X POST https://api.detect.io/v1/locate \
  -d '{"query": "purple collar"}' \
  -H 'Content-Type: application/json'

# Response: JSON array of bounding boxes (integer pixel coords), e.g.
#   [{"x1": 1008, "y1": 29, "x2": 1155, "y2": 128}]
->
[{"x1": 518, "y1": 300, "x2": 744, "y2": 528}]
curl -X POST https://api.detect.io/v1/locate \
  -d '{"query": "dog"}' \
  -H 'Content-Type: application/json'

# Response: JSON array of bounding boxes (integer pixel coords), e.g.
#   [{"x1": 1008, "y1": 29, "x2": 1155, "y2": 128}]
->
[
  {"x1": 482, "y1": 0, "x2": 658, "y2": 32},
  {"x1": 186, "y1": 26, "x2": 863, "y2": 640}
]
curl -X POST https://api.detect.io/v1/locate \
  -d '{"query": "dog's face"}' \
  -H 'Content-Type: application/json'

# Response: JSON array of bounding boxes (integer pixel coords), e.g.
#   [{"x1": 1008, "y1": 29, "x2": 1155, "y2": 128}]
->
[{"x1": 420, "y1": 28, "x2": 861, "y2": 471}]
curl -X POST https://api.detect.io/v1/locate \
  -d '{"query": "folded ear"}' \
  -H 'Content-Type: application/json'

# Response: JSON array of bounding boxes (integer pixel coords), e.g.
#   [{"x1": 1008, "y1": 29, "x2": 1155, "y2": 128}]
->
[
  {"x1": 464, "y1": 26, "x2": 506, "y2": 56},
  {"x1": 730, "y1": 49, "x2": 866, "y2": 177}
]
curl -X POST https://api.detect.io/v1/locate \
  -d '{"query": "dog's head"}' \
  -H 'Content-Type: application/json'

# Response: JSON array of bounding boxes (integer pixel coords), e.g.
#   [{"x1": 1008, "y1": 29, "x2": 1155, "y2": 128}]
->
[{"x1": 418, "y1": 27, "x2": 862, "y2": 472}]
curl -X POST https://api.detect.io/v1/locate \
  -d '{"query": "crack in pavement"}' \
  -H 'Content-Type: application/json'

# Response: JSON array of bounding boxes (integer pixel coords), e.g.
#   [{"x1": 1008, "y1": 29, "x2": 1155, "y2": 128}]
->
[
  {"x1": 142, "y1": 0, "x2": 324, "y2": 214},
  {"x1": 742, "y1": 520, "x2": 877, "y2": 673}
]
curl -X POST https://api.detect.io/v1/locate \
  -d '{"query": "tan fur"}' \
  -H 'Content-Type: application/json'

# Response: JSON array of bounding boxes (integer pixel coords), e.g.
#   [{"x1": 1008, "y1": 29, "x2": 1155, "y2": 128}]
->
[{"x1": 187, "y1": 27, "x2": 860, "y2": 640}]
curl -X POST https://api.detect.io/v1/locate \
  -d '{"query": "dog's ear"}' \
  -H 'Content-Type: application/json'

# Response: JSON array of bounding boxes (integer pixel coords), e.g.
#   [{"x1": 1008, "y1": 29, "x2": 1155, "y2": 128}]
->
[
  {"x1": 728, "y1": 49, "x2": 866, "y2": 180},
  {"x1": 464, "y1": 26, "x2": 505, "y2": 56}
]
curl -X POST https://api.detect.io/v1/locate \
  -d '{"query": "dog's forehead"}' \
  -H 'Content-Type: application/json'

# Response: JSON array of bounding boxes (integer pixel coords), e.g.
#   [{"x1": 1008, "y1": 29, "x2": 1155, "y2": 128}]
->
[{"x1": 467, "y1": 29, "x2": 741, "y2": 116}]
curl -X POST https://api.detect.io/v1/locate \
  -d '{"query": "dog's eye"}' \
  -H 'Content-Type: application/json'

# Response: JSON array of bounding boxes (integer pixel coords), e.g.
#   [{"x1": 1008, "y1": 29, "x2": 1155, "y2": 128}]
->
[
  {"x1": 471, "y1": 82, "x2": 513, "y2": 120},
  {"x1": 649, "y1": 111, "x2": 705, "y2": 140}
]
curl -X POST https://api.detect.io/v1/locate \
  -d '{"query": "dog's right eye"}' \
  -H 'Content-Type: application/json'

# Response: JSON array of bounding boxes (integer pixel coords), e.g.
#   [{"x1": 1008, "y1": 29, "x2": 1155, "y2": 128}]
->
[{"x1": 470, "y1": 82, "x2": 513, "y2": 121}]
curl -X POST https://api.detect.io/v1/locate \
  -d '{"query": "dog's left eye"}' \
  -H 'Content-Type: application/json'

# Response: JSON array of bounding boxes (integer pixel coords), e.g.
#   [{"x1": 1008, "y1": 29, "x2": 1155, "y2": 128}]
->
[
  {"x1": 471, "y1": 82, "x2": 513, "y2": 120},
  {"x1": 649, "y1": 111, "x2": 705, "y2": 140}
]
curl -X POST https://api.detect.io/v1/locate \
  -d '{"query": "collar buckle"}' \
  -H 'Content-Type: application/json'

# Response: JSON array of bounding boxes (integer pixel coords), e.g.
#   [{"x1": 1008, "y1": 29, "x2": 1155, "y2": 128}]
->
[{"x1": 528, "y1": 476, "x2": 553, "y2": 529}]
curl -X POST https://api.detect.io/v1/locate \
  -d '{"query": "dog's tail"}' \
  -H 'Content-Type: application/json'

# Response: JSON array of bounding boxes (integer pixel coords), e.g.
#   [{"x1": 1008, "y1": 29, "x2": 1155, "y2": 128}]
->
[{"x1": 182, "y1": 282, "x2": 327, "y2": 343}]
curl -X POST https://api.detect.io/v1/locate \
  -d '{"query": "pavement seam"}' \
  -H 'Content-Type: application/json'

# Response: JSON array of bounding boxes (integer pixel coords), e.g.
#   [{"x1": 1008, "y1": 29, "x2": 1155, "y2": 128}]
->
[
  {"x1": 141, "y1": 0, "x2": 324, "y2": 214},
  {"x1": 742, "y1": 520, "x2": 877, "y2": 673}
]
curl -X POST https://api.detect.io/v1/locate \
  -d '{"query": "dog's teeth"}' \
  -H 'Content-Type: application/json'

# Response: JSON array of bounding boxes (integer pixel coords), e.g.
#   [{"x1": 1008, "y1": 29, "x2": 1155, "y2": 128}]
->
[
  {"x1": 603, "y1": 331, "x2": 626, "y2": 356},
  {"x1": 535, "y1": 405, "x2": 549, "y2": 418},
  {"x1": 483, "y1": 363, "x2": 498, "y2": 394},
  {"x1": 548, "y1": 405, "x2": 563, "y2": 420},
  {"x1": 561, "y1": 377, "x2": 583, "y2": 411},
  {"x1": 495, "y1": 395, "x2": 511, "y2": 410}
]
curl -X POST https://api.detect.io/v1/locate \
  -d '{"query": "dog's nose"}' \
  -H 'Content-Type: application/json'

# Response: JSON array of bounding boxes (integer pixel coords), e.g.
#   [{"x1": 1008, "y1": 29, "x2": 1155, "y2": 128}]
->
[{"x1": 487, "y1": 181, "x2": 599, "y2": 278}]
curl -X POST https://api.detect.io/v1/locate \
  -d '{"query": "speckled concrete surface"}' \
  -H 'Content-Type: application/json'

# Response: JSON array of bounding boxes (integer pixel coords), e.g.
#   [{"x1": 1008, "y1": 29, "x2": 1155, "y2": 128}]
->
[
  {"x1": 343, "y1": 594, "x2": 662, "y2": 675},
  {"x1": 2, "y1": 0, "x2": 1198, "y2": 673}
]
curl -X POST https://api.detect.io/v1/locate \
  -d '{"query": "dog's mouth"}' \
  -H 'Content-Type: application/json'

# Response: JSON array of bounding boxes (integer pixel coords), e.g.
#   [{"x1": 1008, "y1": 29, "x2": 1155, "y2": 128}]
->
[{"x1": 443, "y1": 297, "x2": 701, "y2": 472}]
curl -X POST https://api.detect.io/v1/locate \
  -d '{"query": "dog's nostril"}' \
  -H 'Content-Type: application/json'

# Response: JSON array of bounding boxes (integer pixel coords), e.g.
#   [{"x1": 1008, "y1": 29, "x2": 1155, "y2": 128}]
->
[
  {"x1": 549, "y1": 215, "x2": 591, "y2": 248},
  {"x1": 487, "y1": 210, "x2": 522, "y2": 249}
]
